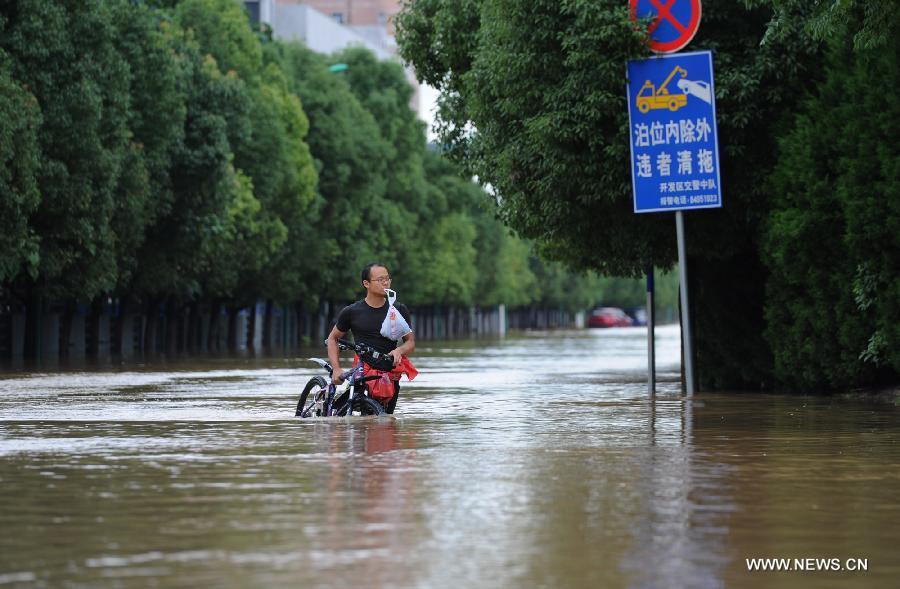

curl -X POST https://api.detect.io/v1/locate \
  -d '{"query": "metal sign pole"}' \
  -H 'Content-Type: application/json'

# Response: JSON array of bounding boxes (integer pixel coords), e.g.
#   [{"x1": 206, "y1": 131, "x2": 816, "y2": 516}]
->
[
  {"x1": 627, "y1": 46, "x2": 718, "y2": 401},
  {"x1": 676, "y1": 211, "x2": 695, "y2": 396},
  {"x1": 646, "y1": 266, "x2": 656, "y2": 396}
]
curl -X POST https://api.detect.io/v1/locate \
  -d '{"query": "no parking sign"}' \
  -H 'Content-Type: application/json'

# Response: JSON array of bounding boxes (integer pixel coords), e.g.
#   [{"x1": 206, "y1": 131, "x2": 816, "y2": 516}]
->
[
  {"x1": 630, "y1": 0, "x2": 701, "y2": 54},
  {"x1": 626, "y1": 1, "x2": 710, "y2": 396}
]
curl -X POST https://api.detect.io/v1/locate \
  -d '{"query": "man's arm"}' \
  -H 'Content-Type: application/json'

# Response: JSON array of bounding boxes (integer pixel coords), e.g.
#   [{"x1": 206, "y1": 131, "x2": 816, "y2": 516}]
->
[
  {"x1": 388, "y1": 331, "x2": 415, "y2": 366},
  {"x1": 326, "y1": 326, "x2": 347, "y2": 384}
]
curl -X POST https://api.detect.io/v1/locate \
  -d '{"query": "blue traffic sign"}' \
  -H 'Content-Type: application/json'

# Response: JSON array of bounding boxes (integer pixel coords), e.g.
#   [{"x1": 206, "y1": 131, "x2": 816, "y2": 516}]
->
[{"x1": 627, "y1": 50, "x2": 722, "y2": 213}]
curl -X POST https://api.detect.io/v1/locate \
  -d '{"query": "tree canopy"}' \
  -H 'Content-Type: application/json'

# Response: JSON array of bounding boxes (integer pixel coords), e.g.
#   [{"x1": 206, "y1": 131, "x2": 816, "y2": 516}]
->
[
  {"x1": 0, "y1": 0, "x2": 615, "y2": 333},
  {"x1": 764, "y1": 20, "x2": 900, "y2": 389},
  {"x1": 396, "y1": 0, "x2": 898, "y2": 390},
  {"x1": 0, "y1": 43, "x2": 40, "y2": 284}
]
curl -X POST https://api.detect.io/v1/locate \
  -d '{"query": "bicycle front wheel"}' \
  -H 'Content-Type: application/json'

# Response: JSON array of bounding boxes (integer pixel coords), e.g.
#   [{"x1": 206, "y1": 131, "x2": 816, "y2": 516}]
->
[
  {"x1": 296, "y1": 376, "x2": 329, "y2": 417},
  {"x1": 334, "y1": 396, "x2": 385, "y2": 417}
]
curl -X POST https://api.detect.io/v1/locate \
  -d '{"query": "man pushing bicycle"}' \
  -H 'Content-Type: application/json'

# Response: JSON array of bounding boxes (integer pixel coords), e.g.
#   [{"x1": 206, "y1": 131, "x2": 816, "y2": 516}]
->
[{"x1": 326, "y1": 262, "x2": 417, "y2": 414}]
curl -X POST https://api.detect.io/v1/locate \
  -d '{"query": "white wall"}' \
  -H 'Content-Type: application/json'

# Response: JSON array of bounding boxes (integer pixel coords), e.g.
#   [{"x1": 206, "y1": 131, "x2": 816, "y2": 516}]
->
[{"x1": 271, "y1": 5, "x2": 391, "y2": 60}]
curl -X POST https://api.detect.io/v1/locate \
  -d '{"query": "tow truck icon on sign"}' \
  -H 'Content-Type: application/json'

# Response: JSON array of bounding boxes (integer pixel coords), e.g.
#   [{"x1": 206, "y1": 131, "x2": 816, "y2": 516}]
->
[{"x1": 636, "y1": 65, "x2": 712, "y2": 113}]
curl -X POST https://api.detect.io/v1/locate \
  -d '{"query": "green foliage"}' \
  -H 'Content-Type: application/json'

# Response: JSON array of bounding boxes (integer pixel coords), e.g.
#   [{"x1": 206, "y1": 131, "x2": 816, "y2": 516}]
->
[
  {"x1": 0, "y1": 46, "x2": 41, "y2": 282},
  {"x1": 247, "y1": 48, "x2": 318, "y2": 302},
  {"x1": 529, "y1": 259, "x2": 597, "y2": 313},
  {"x1": 2, "y1": 0, "x2": 133, "y2": 299},
  {"x1": 405, "y1": 213, "x2": 479, "y2": 305},
  {"x1": 174, "y1": 0, "x2": 263, "y2": 82},
  {"x1": 108, "y1": 1, "x2": 186, "y2": 290},
  {"x1": 763, "y1": 0, "x2": 898, "y2": 51},
  {"x1": 276, "y1": 42, "x2": 392, "y2": 301},
  {"x1": 765, "y1": 29, "x2": 900, "y2": 389},
  {"x1": 323, "y1": 47, "x2": 429, "y2": 304},
  {"x1": 395, "y1": 0, "x2": 482, "y2": 164},
  {"x1": 472, "y1": 216, "x2": 536, "y2": 308},
  {"x1": 398, "y1": 0, "x2": 674, "y2": 276},
  {"x1": 399, "y1": 150, "x2": 475, "y2": 305},
  {"x1": 594, "y1": 275, "x2": 645, "y2": 309},
  {"x1": 396, "y1": 0, "x2": 826, "y2": 389},
  {"x1": 162, "y1": 2, "x2": 317, "y2": 304},
  {"x1": 0, "y1": 0, "x2": 627, "y2": 338},
  {"x1": 200, "y1": 169, "x2": 288, "y2": 298},
  {"x1": 132, "y1": 27, "x2": 249, "y2": 299}
]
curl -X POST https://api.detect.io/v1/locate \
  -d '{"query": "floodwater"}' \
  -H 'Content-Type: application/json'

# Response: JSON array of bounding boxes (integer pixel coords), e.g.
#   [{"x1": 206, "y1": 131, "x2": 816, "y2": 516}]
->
[{"x1": 0, "y1": 325, "x2": 898, "y2": 588}]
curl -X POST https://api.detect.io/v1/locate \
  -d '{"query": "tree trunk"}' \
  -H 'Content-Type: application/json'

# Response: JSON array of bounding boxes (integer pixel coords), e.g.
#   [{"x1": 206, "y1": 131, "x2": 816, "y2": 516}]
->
[
  {"x1": 262, "y1": 299, "x2": 273, "y2": 351},
  {"x1": 186, "y1": 301, "x2": 199, "y2": 354},
  {"x1": 114, "y1": 295, "x2": 130, "y2": 355},
  {"x1": 165, "y1": 296, "x2": 179, "y2": 356},
  {"x1": 59, "y1": 299, "x2": 75, "y2": 360},
  {"x1": 295, "y1": 301, "x2": 306, "y2": 346},
  {"x1": 23, "y1": 289, "x2": 41, "y2": 360},
  {"x1": 207, "y1": 300, "x2": 221, "y2": 353},
  {"x1": 317, "y1": 300, "x2": 332, "y2": 343},
  {"x1": 87, "y1": 297, "x2": 103, "y2": 358},
  {"x1": 247, "y1": 301, "x2": 257, "y2": 352},
  {"x1": 143, "y1": 297, "x2": 159, "y2": 355},
  {"x1": 59, "y1": 313, "x2": 70, "y2": 359},
  {"x1": 227, "y1": 306, "x2": 240, "y2": 353}
]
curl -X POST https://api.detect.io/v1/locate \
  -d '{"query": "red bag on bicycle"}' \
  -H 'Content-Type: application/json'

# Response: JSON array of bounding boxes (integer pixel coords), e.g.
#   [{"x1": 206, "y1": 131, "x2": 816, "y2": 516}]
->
[
  {"x1": 354, "y1": 355, "x2": 418, "y2": 403},
  {"x1": 367, "y1": 371, "x2": 396, "y2": 402}
]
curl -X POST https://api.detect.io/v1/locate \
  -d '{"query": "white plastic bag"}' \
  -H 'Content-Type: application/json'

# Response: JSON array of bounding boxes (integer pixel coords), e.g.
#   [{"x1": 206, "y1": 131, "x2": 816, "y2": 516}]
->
[{"x1": 380, "y1": 288, "x2": 412, "y2": 342}]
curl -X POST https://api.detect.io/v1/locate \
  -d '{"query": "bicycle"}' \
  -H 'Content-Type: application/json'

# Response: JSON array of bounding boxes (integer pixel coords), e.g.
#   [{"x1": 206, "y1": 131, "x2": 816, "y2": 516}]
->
[{"x1": 295, "y1": 338, "x2": 392, "y2": 418}]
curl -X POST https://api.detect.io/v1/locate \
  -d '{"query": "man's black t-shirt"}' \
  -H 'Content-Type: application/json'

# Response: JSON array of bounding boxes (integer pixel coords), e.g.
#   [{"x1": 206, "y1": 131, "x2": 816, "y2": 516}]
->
[{"x1": 335, "y1": 299, "x2": 412, "y2": 355}]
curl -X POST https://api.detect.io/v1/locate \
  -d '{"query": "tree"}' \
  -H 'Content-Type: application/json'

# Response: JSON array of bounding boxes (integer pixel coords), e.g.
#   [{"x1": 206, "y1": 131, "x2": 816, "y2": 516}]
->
[
  {"x1": 108, "y1": 1, "x2": 186, "y2": 291},
  {"x1": 174, "y1": 0, "x2": 315, "y2": 306},
  {"x1": 251, "y1": 44, "x2": 320, "y2": 304},
  {"x1": 396, "y1": 0, "x2": 822, "y2": 389},
  {"x1": 0, "y1": 44, "x2": 40, "y2": 284},
  {"x1": 764, "y1": 25, "x2": 900, "y2": 389},
  {"x1": 405, "y1": 213, "x2": 478, "y2": 305},
  {"x1": 333, "y1": 47, "x2": 430, "y2": 301},
  {"x1": 472, "y1": 217, "x2": 537, "y2": 308},
  {"x1": 131, "y1": 24, "x2": 253, "y2": 301},
  {"x1": 276, "y1": 42, "x2": 392, "y2": 302},
  {"x1": 174, "y1": 0, "x2": 263, "y2": 83},
  {"x1": 762, "y1": 0, "x2": 898, "y2": 51},
  {"x1": 335, "y1": 47, "x2": 428, "y2": 215},
  {"x1": 1, "y1": 0, "x2": 134, "y2": 301}
]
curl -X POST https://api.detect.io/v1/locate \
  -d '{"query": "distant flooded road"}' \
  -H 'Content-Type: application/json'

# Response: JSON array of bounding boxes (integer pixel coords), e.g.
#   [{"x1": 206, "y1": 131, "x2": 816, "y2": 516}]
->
[{"x1": 1, "y1": 325, "x2": 898, "y2": 588}]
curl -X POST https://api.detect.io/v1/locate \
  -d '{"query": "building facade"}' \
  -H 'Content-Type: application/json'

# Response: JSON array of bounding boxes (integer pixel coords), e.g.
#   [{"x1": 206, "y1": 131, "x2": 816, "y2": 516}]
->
[{"x1": 244, "y1": 0, "x2": 421, "y2": 112}]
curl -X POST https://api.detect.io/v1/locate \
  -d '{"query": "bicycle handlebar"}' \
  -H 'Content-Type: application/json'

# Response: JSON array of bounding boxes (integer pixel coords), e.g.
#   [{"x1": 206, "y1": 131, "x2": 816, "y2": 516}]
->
[
  {"x1": 335, "y1": 338, "x2": 363, "y2": 352},
  {"x1": 327, "y1": 338, "x2": 394, "y2": 367}
]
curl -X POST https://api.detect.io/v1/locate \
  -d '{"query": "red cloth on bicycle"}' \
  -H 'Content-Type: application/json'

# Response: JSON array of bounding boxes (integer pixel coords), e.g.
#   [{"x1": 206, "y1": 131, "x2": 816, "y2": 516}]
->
[{"x1": 354, "y1": 354, "x2": 418, "y2": 402}]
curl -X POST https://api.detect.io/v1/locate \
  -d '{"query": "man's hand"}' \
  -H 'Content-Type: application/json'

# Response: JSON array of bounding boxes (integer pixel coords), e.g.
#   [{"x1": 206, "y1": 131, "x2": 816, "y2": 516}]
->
[
  {"x1": 388, "y1": 349, "x2": 403, "y2": 366},
  {"x1": 326, "y1": 326, "x2": 347, "y2": 385},
  {"x1": 388, "y1": 333, "x2": 414, "y2": 367}
]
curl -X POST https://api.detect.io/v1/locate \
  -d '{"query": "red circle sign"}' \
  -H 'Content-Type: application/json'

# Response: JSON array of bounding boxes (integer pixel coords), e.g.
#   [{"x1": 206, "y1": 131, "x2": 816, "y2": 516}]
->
[{"x1": 629, "y1": 0, "x2": 702, "y2": 54}]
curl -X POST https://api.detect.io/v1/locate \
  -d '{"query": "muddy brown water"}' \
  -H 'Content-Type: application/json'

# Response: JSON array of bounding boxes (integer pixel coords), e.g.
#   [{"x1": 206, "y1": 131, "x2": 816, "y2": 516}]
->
[{"x1": 1, "y1": 325, "x2": 898, "y2": 588}]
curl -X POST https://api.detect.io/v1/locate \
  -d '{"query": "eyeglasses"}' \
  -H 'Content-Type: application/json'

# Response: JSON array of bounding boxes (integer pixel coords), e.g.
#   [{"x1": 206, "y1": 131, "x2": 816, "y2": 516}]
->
[{"x1": 368, "y1": 276, "x2": 392, "y2": 284}]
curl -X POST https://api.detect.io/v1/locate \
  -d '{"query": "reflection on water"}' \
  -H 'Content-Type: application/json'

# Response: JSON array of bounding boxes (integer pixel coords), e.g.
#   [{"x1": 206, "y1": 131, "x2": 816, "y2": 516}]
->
[{"x1": 0, "y1": 325, "x2": 898, "y2": 588}]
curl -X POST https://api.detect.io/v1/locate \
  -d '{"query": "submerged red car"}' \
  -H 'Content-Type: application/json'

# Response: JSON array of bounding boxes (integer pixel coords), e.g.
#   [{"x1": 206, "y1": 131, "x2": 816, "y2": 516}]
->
[{"x1": 587, "y1": 307, "x2": 634, "y2": 328}]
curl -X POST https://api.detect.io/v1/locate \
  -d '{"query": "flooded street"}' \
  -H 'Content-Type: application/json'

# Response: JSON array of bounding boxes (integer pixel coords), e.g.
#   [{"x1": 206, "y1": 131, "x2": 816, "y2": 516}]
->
[{"x1": 1, "y1": 326, "x2": 898, "y2": 588}]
